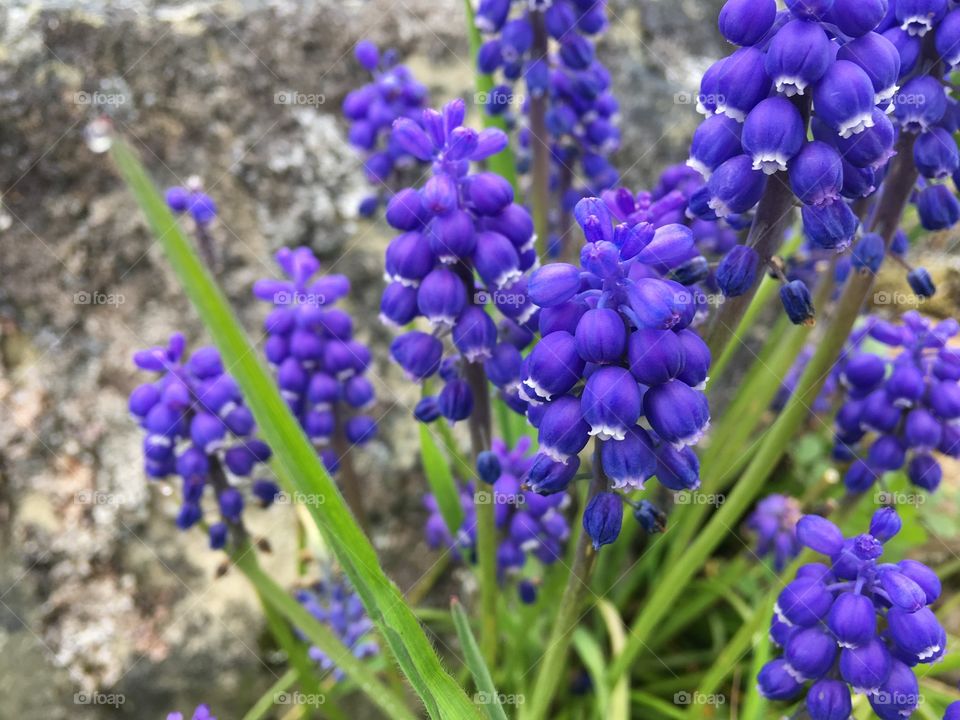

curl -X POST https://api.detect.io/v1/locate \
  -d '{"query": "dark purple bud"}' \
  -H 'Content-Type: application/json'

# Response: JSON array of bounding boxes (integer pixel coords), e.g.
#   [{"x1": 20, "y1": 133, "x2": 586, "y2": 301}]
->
[
  {"x1": 558, "y1": 35, "x2": 594, "y2": 70},
  {"x1": 390, "y1": 331, "x2": 443, "y2": 381},
  {"x1": 918, "y1": 183, "x2": 960, "y2": 230},
  {"x1": 643, "y1": 380, "x2": 710, "y2": 447},
  {"x1": 471, "y1": 128, "x2": 509, "y2": 161},
  {"x1": 521, "y1": 331, "x2": 585, "y2": 402},
  {"x1": 385, "y1": 231, "x2": 434, "y2": 287},
  {"x1": 187, "y1": 193, "x2": 217, "y2": 225},
  {"x1": 757, "y1": 659, "x2": 803, "y2": 701},
  {"x1": 837, "y1": 32, "x2": 902, "y2": 108},
  {"x1": 715, "y1": 47, "x2": 772, "y2": 122},
  {"x1": 537, "y1": 395, "x2": 590, "y2": 462},
  {"x1": 485, "y1": 343, "x2": 522, "y2": 388},
  {"x1": 719, "y1": 0, "x2": 778, "y2": 46},
  {"x1": 575, "y1": 308, "x2": 627, "y2": 364},
  {"x1": 392, "y1": 117, "x2": 435, "y2": 161},
  {"x1": 801, "y1": 198, "x2": 859, "y2": 251},
  {"x1": 907, "y1": 267, "x2": 936, "y2": 299},
  {"x1": 880, "y1": 570, "x2": 927, "y2": 612},
  {"x1": 417, "y1": 268, "x2": 467, "y2": 327},
  {"x1": 346, "y1": 415, "x2": 377, "y2": 444},
  {"x1": 380, "y1": 282, "x2": 419, "y2": 328},
  {"x1": 936, "y1": 8, "x2": 960, "y2": 66},
  {"x1": 785, "y1": 625, "x2": 836, "y2": 680},
  {"x1": 525, "y1": 453, "x2": 580, "y2": 494},
  {"x1": 583, "y1": 491, "x2": 623, "y2": 550},
  {"x1": 813, "y1": 60, "x2": 877, "y2": 138},
  {"x1": 303, "y1": 410, "x2": 334, "y2": 444},
  {"x1": 129, "y1": 383, "x2": 161, "y2": 417},
  {"x1": 687, "y1": 114, "x2": 743, "y2": 179},
  {"x1": 742, "y1": 97, "x2": 806, "y2": 174},
  {"x1": 467, "y1": 172, "x2": 514, "y2": 216},
  {"x1": 828, "y1": 0, "x2": 888, "y2": 37},
  {"x1": 904, "y1": 408, "x2": 942, "y2": 450},
  {"x1": 633, "y1": 499, "x2": 666, "y2": 534},
  {"x1": 866, "y1": 434, "x2": 906, "y2": 471},
  {"x1": 636, "y1": 224, "x2": 696, "y2": 269},
  {"x1": 839, "y1": 639, "x2": 892, "y2": 693},
  {"x1": 837, "y1": 109, "x2": 896, "y2": 170},
  {"x1": 438, "y1": 379, "x2": 473, "y2": 422},
  {"x1": 790, "y1": 141, "x2": 844, "y2": 206},
  {"x1": 897, "y1": 559, "x2": 941, "y2": 604},
  {"x1": 840, "y1": 158, "x2": 878, "y2": 199},
  {"x1": 706, "y1": 155, "x2": 766, "y2": 217},
  {"x1": 627, "y1": 328, "x2": 685, "y2": 385},
  {"x1": 796, "y1": 514, "x2": 844, "y2": 555},
  {"x1": 218, "y1": 487, "x2": 244, "y2": 522},
  {"x1": 868, "y1": 659, "x2": 921, "y2": 719},
  {"x1": 914, "y1": 128, "x2": 959, "y2": 181},
  {"x1": 828, "y1": 592, "x2": 877, "y2": 649},
  {"x1": 780, "y1": 280, "x2": 815, "y2": 326},
  {"x1": 669, "y1": 256, "x2": 710, "y2": 285},
  {"x1": 697, "y1": 57, "x2": 727, "y2": 116},
  {"x1": 422, "y1": 174, "x2": 459, "y2": 216},
  {"x1": 474, "y1": 231, "x2": 522, "y2": 290},
  {"x1": 208, "y1": 522, "x2": 228, "y2": 549},
  {"x1": 870, "y1": 506, "x2": 902, "y2": 541},
  {"x1": 765, "y1": 19, "x2": 832, "y2": 96},
  {"x1": 528, "y1": 263, "x2": 582, "y2": 307},
  {"x1": 601, "y1": 428, "x2": 657, "y2": 490},
  {"x1": 805, "y1": 678, "x2": 852, "y2": 720},
  {"x1": 354, "y1": 39, "x2": 379, "y2": 70},
  {"x1": 426, "y1": 209, "x2": 476, "y2": 263},
  {"x1": 452, "y1": 307, "x2": 497, "y2": 362},
  {"x1": 655, "y1": 444, "x2": 701, "y2": 491},
  {"x1": 476, "y1": 450, "x2": 501, "y2": 485},
  {"x1": 176, "y1": 502, "x2": 203, "y2": 530},
  {"x1": 675, "y1": 330, "x2": 711, "y2": 388},
  {"x1": 894, "y1": 75, "x2": 947, "y2": 132},
  {"x1": 716, "y1": 244, "x2": 759, "y2": 296},
  {"x1": 887, "y1": 606, "x2": 945, "y2": 663},
  {"x1": 886, "y1": 363, "x2": 925, "y2": 406},
  {"x1": 582, "y1": 366, "x2": 642, "y2": 441},
  {"x1": 165, "y1": 186, "x2": 190, "y2": 213},
  {"x1": 414, "y1": 396, "x2": 441, "y2": 423},
  {"x1": 851, "y1": 233, "x2": 885, "y2": 274},
  {"x1": 896, "y1": 0, "x2": 947, "y2": 37}
]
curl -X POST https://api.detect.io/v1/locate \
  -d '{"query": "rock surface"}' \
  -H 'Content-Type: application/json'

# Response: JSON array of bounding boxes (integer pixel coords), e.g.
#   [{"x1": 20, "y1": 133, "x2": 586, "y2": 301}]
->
[{"x1": 0, "y1": 0, "x2": 724, "y2": 715}]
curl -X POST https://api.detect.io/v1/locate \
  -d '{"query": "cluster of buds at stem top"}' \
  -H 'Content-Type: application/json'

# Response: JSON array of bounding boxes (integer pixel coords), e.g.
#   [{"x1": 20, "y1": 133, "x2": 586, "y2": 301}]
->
[
  {"x1": 833, "y1": 311, "x2": 960, "y2": 494},
  {"x1": 745, "y1": 493, "x2": 802, "y2": 571},
  {"x1": 342, "y1": 40, "x2": 429, "y2": 217},
  {"x1": 424, "y1": 438, "x2": 571, "y2": 602},
  {"x1": 519, "y1": 195, "x2": 712, "y2": 548},
  {"x1": 690, "y1": 0, "x2": 960, "y2": 323},
  {"x1": 295, "y1": 568, "x2": 379, "y2": 679},
  {"x1": 759, "y1": 508, "x2": 945, "y2": 720},
  {"x1": 129, "y1": 334, "x2": 276, "y2": 550},
  {"x1": 166, "y1": 705, "x2": 216, "y2": 720},
  {"x1": 165, "y1": 179, "x2": 218, "y2": 226},
  {"x1": 475, "y1": 0, "x2": 620, "y2": 193},
  {"x1": 380, "y1": 98, "x2": 540, "y2": 423},
  {"x1": 253, "y1": 247, "x2": 378, "y2": 474}
]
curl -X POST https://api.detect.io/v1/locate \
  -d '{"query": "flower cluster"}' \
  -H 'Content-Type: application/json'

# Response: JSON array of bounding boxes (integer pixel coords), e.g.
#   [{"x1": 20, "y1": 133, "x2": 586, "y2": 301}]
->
[
  {"x1": 381, "y1": 98, "x2": 539, "y2": 421},
  {"x1": 746, "y1": 494, "x2": 802, "y2": 571},
  {"x1": 166, "y1": 706, "x2": 215, "y2": 720},
  {"x1": 759, "y1": 509, "x2": 944, "y2": 720},
  {"x1": 130, "y1": 334, "x2": 275, "y2": 549},
  {"x1": 295, "y1": 571, "x2": 379, "y2": 679},
  {"x1": 253, "y1": 247, "x2": 378, "y2": 474},
  {"x1": 165, "y1": 182, "x2": 218, "y2": 227},
  {"x1": 691, "y1": 0, "x2": 958, "y2": 319},
  {"x1": 342, "y1": 40, "x2": 429, "y2": 216},
  {"x1": 520, "y1": 196, "x2": 711, "y2": 546},
  {"x1": 475, "y1": 0, "x2": 620, "y2": 196},
  {"x1": 424, "y1": 438, "x2": 570, "y2": 602},
  {"x1": 834, "y1": 311, "x2": 960, "y2": 493}
]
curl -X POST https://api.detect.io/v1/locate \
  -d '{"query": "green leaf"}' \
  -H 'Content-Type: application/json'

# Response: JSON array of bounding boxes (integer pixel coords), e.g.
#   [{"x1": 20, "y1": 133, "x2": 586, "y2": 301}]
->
[
  {"x1": 571, "y1": 629, "x2": 611, "y2": 718},
  {"x1": 241, "y1": 668, "x2": 300, "y2": 720},
  {"x1": 420, "y1": 423, "x2": 466, "y2": 537},
  {"x1": 111, "y1": 139, "x2": 482, "y2": 720},
  {"x1": 597, "y1": 600, "x2": 629, "y2": 720},
  {"x1": 450, "y1": 599, "x2": 509, "y2": 720}
]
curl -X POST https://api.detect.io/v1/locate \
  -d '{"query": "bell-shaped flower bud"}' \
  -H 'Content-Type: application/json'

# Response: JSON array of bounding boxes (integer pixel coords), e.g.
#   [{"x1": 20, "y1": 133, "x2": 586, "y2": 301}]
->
[
  {"x1": 385, "y1": 231, "x2": 434, "y2": 287},
  {"x1": 390, "y1": 331, "x2": 443, "y2": 381},
  {"x1": 528, "y1": 263, "x2": 582, "y2": 308},
  {"x1": 852, "y1": 233, "x2": 886, "y2": 274},
  {"x1": 887, "y1": 362, "x2": 925, "y2": 406},
  {"x1": 627, "y1": 328, "x2": 685, "y2": 385},
  {"x1": 765, "y1": 19, "x2": 832, "y2": 97},
  {"x1": 797, "y1": 514, "x2": 844, "y2": 554},
  {"x1": 575, "y1": 308, "x2": 628, "y2": 364},
  {"x1": 904, "y1": 408, "x2": 943, "y2": 450},
  {"x1": 715, "y1": 47, "x2": 772, "y2": 122},
  {"x1": 392, "y1": 117, "x2": 435, "y2": 161},
  {"x1": 801, "y1": 198, "x2": 859, "y2": 251},
  {"x1": 880, "y1": 570, "x2": 927, "y2": 612},
  {"x1": 525, "y1": 452, "x2": 580, "y2": 494},
  {"x1": 866, "y1": 434, "x2": 906, "y2": 471},
  {"x1": 643, "y1": 379, "x2": 710, "y2": 447},
  {"x1": 758, "y1": 659, "x2": 803, "y2": 701},
  {"x1": 870, "y1": 506, "x2": 902, "y2": 541},
  {"x1": 719, "y1": 0, "x2": 778, "y2": 46},
  {"x1": 474, "y1": 230, "x2": 522, "y2": 290},
  {"x1": 805, "y1": 678, "x2": 852, "y2": 720},
  {"x1": 687, "y1": 114, "x2": 743, "y2": 178},
  {"x1": 887, "y1": 607, "x2": 946, "y2": 663},
  {"x1": 582, "y1": 366, "x2": 643, "y2": 441},
  {"x1": 868, "y1": 659, "x2": 922, "y2": 718},
  {"x1": 837, "y1": 109, "x2": 896, "y2": 170},
  {"x1": 828, "y1": 592, "x2": 877, "y2": 649},
  {"x1": 790, "y1": 141, "x2": 844, "y2": 206},
  {"x1": 780, "y1": 280, "x2": 815, "y2": 326},
  {"x1": 914, "y1": 128, "x2": 959, "y2": 180},
  {"x1": 601, "y1": 428, "x2": 657, "y2": 490},
  {"x1": 453, "y1": 306, "x2": 498, "y2": 362},
  {"x1": 716, "y1": 244, "x2": 759, "y2": 297},
  {"x1": 417, "y1": 268, "x2": 467, "y2": 327},
  {"x1": 813, "y1": 60, "x2": 877, "y2": 138},
  {"x1": 827, "y1": 0, "x2": 889, "y2": 37},
  {"x1": 898, "y1": 559, "x2": 942, "y2": 604},
  {"x1": 907, "y1": 267, "x2": 936, "y2": 298},
  {"x1": 476, "y1": 450, "x2": 501, "y2": 485},
  {"x1": 583, "y1": 491, "x2": 623, "y2": 549},
  {"x1": 936, "y1": 8, "x2": 960, "y2": 67},
  {"x1": 633, "y1": 499, "x2": 667, "y2": 533},
  {"x1": 386, "y1": 188, "x2": 428, "y2": 231},
  {"x1": 707, "y1": 155, "x2": 767, "y2": 217},
  {"x1": 438, "y1": 378, "x2": 473, "y2": 422},
  {"x1": 522, "y1": 331, "x2": 585, "y2": 402},
  {"x1": 537, "y1": 395, "x2": 591, "y2": 462},
  {"x1": 839, "y1": 639, "x2": 892, "y2": 694},
  {"x1": 896, "y1": 0, "x2": 947, "y2": 37},
  {"x1": 427, "y1": 209, "x2": 476, "y2": 263},
  {"x1": 785, "y1": 626, "x2": 837, "y2": 680},
  {"x1": 918, "y1": 183, "x2": 960, "y2": 230},
  {"x1": 837, "y1": 32, "x2": 901, "y2": 108},
  {"x1": 467, "y1": 172, "x2": 514, "y2": 216},
  {"x1": 626, "y1": 278, "x2": 688, "y2": 330},
  {"x1": 742, "y1": 97, "x2": 806, "y2": 174},
  {"x1": 894, "y1": 75, "x2": 947, "y2": 132}
]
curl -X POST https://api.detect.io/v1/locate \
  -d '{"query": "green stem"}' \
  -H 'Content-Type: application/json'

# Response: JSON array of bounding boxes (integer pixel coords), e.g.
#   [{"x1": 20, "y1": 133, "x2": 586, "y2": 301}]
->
[
  {"x1": 464, "y1": 360, "x2": 499, "y2": 667},
  {"x1": 528, "y1": 9, "x2": 550, "y2": 258},
  {"x1": 241, "y1": 668, "x2": 300, "y2": 720},
  {"x1": 524, "y1": 444, "x2": 607, "y2": 720}
]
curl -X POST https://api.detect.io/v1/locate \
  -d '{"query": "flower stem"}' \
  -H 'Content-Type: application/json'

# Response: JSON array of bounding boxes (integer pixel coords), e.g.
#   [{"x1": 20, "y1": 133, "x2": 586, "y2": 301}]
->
[
  {"x1": 524, "y1": 443, "x2": 607, "y2": 720},
  {"x1": 610, "y1": 136, "x2": 919, "y2": 685},
  {"x1": 464, "y1": 359, "x2": 499, "y2": 667},
  {"x1": 333, "y1": 416, "x2": 368, "y2": 532},
  {"x1": 529, "y1": 9, "x2": 551, "y2": 258}
]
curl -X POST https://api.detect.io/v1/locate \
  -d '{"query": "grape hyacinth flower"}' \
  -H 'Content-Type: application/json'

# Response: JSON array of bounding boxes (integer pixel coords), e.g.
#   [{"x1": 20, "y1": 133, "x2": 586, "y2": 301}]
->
[
  {"x1": 295, "y1": 569, "x2": 379, "y2": 679},
  {"x1": 253, "y1": 247, "x2": 378, "y2": 476},
  {"x1": 382, "y1": 98, "x2": 539, "y2": 421},
  {"x1": 424, "y1": 438, "x2": 570, "y2": 602},
  {"x1": 166, "y1": 706, "x2": 216, "y2": 720},
  {"x1": 758, "y1": 509, "x2": 944, "y2": 720},
  {"x1": 520, "y1": 196, "x2": 711, "y2": 545},
  {"x1": 166, "y1": 179, "x2": 220, "y2": 266},
  {"x1": 833, "y1": 312, "x2": 960, "y2": 493},
  {"x1": 129, "y1": 334, "x2": 274, "y2": 549},
  {"x1": 341, "y1": 40, "x2": 429, "y2": 215},
  {"x1": 746, "y1": 494, "x2": 802, "y2": 571}
]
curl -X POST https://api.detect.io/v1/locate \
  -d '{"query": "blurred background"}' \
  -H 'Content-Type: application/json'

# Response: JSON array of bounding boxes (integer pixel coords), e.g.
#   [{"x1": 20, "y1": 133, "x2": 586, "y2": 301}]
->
[{"x1": 2, "y1": 0, "x2": 956, "y2": 716}]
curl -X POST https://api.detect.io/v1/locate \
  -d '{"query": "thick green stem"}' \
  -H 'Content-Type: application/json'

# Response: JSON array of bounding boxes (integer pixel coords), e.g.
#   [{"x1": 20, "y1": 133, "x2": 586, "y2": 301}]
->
[
  {"x1": 524, "y1": 444, "x2": 607, "y2": 720},
  {"x1": 529, "y1": 9, "x2": 551, "y2": 258},
  {"x1": 610, "y1": 136, "x2": 919, "y2": 685},
  {"x1": 464, "y1": 360, "x2": 499, "y2": 667}
]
